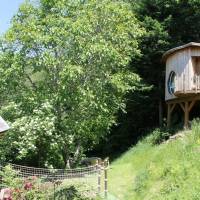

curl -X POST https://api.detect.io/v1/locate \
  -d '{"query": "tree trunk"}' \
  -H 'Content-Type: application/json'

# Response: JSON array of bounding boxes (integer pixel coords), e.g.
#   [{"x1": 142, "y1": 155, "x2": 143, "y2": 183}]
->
[{"x1": 66, "y1": 159, "x2": 71, "y2": 169}]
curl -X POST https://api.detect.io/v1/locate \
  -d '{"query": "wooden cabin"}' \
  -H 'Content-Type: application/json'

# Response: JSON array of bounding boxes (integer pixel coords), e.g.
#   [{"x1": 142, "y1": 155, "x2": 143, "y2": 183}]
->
[{"x1": 163, "y1": 42, "x2": 200, "y2": 128}]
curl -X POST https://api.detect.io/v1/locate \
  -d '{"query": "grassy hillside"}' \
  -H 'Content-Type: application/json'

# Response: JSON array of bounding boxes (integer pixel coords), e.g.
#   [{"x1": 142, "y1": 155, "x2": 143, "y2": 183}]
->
[{"x1": 108, "y1": 121, "x2": 200, "y2": 200}]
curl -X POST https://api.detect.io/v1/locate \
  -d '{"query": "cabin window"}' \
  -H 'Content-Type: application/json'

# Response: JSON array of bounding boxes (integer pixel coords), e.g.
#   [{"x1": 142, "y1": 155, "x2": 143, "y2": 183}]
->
[
  {"x1": 192, "y1": 56, "x2": 200, "y2": 75},
  {"x1": 168, "y1": 71, "x2": 176, "y2": 94}
]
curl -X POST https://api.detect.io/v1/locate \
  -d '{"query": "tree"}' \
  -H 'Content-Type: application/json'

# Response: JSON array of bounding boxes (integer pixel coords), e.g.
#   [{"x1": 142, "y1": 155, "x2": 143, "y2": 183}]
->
[
  {"x1": 82, "y1": 0, "x2": 200, "y2": 158},
  {"x1": 0, "y1": 0, "x2": 144, "y2": 167},
  {"x1": 98, "y1": 1, "x2": 170, "y2": 157}
]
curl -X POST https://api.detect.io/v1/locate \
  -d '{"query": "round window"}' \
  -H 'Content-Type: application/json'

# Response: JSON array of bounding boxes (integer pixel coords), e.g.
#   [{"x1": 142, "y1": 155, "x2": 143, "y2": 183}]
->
[{"x1": 168, "y1": 71, "x2": 176, "y2": 94}]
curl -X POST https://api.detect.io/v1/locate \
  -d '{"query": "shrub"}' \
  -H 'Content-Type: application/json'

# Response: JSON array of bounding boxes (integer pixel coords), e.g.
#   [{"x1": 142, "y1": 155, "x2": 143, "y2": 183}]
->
[
  {"x1": 54, "y1": 185, "x2": 92, "y2": 200},
  {"x1": 143, "y1": 128, "x2": 170, "y2": 145},
  {"x1": 143, "y1": 125, "x2": 183, "y2": 145}
]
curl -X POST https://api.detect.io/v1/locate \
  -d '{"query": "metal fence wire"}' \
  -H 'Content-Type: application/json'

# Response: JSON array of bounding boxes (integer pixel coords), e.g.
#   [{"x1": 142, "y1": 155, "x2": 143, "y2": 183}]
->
[{"x1": 0, "y1": 160, "x2": 109, "y2": 200}]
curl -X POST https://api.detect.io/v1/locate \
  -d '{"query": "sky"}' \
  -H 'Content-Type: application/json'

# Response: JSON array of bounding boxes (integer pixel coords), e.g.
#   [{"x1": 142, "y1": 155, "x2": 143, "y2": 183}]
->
[{"x1": 0, "y1": 0, "x2": 24, "y2": 35}]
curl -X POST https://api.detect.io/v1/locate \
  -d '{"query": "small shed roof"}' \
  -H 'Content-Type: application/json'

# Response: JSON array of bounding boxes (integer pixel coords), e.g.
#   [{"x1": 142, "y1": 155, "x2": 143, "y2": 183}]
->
[
  {"x1": 162, "y1": 42, "x2": 200, "y2": 62},
  {"x1": 0, "y1": 116, "x2": 9, "y2": 133}
]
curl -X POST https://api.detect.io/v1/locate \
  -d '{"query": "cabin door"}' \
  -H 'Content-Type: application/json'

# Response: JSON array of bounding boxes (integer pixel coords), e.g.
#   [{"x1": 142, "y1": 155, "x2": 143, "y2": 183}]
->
[{"x1": 192, "y1": 56, "x2": 200, "y2": 89}]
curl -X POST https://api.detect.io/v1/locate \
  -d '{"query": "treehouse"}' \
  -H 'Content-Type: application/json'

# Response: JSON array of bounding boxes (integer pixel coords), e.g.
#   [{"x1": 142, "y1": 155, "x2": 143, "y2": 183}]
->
[{"x1": 163, "y1": 42, "x2": 200, "y2": 128}]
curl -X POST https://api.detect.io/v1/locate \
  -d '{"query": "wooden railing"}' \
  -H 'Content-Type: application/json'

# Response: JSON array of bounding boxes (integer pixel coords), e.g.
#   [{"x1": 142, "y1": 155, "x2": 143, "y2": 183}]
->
[{"x1": 174, "y1": 74, "x2": 200, "y2": 94}]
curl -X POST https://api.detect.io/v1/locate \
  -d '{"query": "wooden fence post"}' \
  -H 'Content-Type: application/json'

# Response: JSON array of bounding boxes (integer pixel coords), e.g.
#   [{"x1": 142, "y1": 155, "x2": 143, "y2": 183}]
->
[
  {"x1": 97, "y1": 160, "x2": 101, "y2": 194},
  {"x1": 104, "y1": 159, "x2": 109, "y2": 198}
]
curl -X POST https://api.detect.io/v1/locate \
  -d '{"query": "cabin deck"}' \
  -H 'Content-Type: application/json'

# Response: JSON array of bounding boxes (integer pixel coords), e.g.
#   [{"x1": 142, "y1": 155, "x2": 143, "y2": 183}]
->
[{"x1": 174, "y1": 90, "x2": 200, "y2": 97}]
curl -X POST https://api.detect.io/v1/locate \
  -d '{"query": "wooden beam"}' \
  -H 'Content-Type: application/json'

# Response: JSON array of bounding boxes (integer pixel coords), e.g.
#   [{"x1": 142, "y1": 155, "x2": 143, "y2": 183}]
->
[
  {"x1": 179, "y1": 102, "x2": 185, "y2": 112},
  {"x1": 166, "y1": 95, "x2": 200, "y2": 105},
  {"x1": 170, "y1": 103, "x2": 176, "y2": 113},
  {"x1": 189, "y1": 100, "x2": 196, "y2": 112},
  {"x1": 184, "y1": 101, "x2": 189, "y2": 129},
  {"x1": 166, "y1": 97, "x2": 199, "y2": 129}
]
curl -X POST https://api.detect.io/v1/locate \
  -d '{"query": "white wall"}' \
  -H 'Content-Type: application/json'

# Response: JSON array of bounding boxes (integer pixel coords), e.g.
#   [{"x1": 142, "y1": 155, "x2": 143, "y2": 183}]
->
[{"x1": 165, "y1": 48, "x2": 190, "y2": 101}]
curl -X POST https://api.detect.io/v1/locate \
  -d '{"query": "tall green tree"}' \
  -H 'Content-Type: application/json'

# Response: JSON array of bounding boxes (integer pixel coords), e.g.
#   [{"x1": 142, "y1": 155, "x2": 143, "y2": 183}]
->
[
  {"x1": 0, "y1": 0, "x2": 144, "y2": 167},
  {"x1": 76, "y1": 0, "x2": 200, "y2": 158},
  {"x1": 97, "y1": 1, "x2": 170, "y2": 157}
]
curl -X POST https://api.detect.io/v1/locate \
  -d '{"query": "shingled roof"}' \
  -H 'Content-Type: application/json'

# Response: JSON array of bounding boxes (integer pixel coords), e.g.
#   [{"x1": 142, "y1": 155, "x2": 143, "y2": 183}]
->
[{"x1": 0, "y1": 116, "x2": 9, "y2": 133}]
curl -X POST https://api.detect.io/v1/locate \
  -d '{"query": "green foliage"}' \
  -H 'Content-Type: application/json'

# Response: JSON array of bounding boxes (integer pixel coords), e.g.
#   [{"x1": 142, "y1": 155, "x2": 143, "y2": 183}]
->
[
  {"x1": 0, "y1": 0, "x2": 144, "y2": 167},
  {"x1": 143, "y1": 128, "x2": 170, "y2": 145},
  {"x1": 137, "y1": 0, "x2": 200, "y2": 45},
  {"x1": 103, "y1": 0, "x2": 200, "y2": 157},
  {"x1": 0, "y1": 165, "x2": 22, "y2": 189},
  {"x1": 54, "y1": 184, "x2": 95, "y2": 200},
  {"x1": 143, "y1": 126, "x2": 180, "y2": 145},
  {"x1": 97, "y1": 0, "x2": 171, "y2": 158},
  {"x1": 0, "y1": 165, "x2": 48, "y2": 199},
  {"x1": 108, "y1": 121, "x2": 200, "y2": 200},
  {"x1": 191, "y1": 118, "x2": 200, "y2": 140}
]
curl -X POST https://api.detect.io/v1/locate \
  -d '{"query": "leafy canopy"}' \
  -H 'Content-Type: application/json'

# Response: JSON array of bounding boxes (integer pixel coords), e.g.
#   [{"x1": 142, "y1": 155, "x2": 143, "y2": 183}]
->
[{"x1": 0, "y1": 0, "x2": 144, "y2": 167}]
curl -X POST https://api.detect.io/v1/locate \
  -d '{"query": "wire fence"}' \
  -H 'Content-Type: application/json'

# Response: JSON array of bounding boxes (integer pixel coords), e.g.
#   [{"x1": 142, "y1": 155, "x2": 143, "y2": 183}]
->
[{"x1": 0, "y1": 160, "x2": 109, "y2": 200}]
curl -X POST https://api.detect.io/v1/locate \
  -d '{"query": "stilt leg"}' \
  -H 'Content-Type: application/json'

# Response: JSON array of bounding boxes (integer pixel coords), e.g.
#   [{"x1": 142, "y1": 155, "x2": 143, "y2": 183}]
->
[
  {"x1": 167, "y1": 103, "x2": 176, "y2": 128},
  {"x1": 184, "y1": 101, "x2": 189, "y2": 129},
  {"x1": 167, "y1": 104, "x2": 171, "y2": 128}
]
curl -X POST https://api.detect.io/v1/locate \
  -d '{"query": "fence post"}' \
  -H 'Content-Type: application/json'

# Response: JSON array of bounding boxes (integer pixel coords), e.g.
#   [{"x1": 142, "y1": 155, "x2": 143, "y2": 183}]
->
[
  {"x1": 97, "y1": 160, "x2": 101, "y2": 194},
  {"x1": 104, "y1": 159, "x2": 109, "y2": 199}
]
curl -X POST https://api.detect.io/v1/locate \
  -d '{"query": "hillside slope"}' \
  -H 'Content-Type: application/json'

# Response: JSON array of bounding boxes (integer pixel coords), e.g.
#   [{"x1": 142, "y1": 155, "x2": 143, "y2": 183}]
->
[{"x1": 108, "y1": 122, "x2": 200, "y2": 200}]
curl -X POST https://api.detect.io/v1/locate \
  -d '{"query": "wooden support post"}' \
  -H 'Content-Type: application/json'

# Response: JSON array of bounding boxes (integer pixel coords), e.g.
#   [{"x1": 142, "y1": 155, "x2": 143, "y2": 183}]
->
[
  {"x1": 167, "y1": 98, "x2": 197, "y2": 129},
  {"x1": 184, "y1": 101, "x2": 189, "y2": 129},
  {"x1": 104, "y1": 160, "x2": 108, "y2": 199},
  {"x1": 97, "y1": 160, "x2": 101, "y2": 194},
  {"x1": 189, "y1": 100, "x2": 196, "y2": 112},
  {"x1": 179, "y1": 100, "x2": 195, "y2": 129},
  {"x1": 167, "y1": 104, "x2": 171, "y2": 128},
  {"x1": 179, "y1": 102, "x2": 185, "y2": 112},
  {"x1": 167, "y1": 103, "x2": 176, "y2": 128}
]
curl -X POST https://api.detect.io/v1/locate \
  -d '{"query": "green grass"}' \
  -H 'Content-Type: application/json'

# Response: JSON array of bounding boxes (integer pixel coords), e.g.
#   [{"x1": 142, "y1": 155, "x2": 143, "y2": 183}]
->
[{"x1": 108, "y1": 122, "x2": 200, "y2": 200}]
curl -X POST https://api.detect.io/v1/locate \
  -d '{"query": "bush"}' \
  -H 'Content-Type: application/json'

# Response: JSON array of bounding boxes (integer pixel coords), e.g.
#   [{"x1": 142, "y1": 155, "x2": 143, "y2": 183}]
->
[
  {"x1": 54, "y1": 185, "x2": 92, "y2": 200},
  {"x1": 143, "y1": 125, "x2": 183, "y2": 145},
  {"x1": 143, "y1": 128, "x2": 170, "y2": 145}
]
